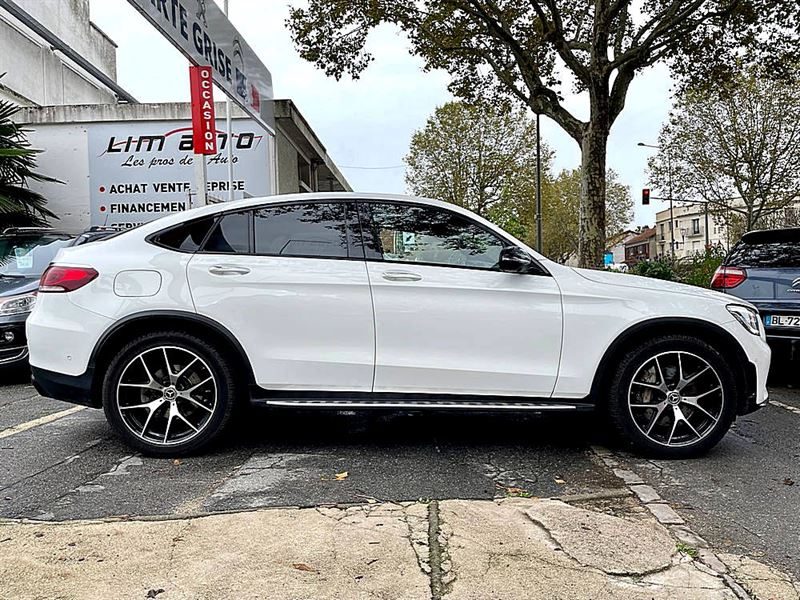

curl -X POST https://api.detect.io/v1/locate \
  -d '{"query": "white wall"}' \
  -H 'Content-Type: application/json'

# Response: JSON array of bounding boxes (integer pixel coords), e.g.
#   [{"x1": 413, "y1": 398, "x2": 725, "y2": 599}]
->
[
  {"x1": 25, "y1": 123, "x2": 92, "y2": 232},
  {"x1": 0, "y1": 0, "x2": 118, "y2": 106}
]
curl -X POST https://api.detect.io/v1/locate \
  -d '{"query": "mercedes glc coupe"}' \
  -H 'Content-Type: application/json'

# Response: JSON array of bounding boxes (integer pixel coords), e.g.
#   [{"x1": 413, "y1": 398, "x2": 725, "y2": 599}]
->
[{"x1": 27, "y1": 193, "x2": 770, "y2": 457}]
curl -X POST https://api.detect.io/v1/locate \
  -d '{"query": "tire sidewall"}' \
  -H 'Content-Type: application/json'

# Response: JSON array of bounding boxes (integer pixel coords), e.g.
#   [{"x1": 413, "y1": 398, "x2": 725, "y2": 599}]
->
[
  {"x1": 608, "y1": 335, "x2": 737, "y2": 458},
  {"x1": 102, "y1": 331, "x2": 236, "y2": 456}
]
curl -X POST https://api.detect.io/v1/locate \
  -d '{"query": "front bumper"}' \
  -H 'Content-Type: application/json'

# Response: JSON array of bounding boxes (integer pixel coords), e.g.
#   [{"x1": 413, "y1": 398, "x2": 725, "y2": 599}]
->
[
  {"x1": 31, "y1": 365, "x2": 97, "y2": 407},
  {"x1": 0, "y1": 319, "x2": 29, "y2": 366},
  {"x1": 721, "y1": 319, "x2": 771, "y2": 415}
]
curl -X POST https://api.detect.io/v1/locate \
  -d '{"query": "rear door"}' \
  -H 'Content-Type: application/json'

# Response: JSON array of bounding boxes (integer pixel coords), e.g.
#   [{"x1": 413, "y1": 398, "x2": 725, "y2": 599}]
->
[
  {"x1": 359, "y1": 200, "x2": 563, "y2": 397},
  {"x1": 186, "y1": 202, "x2": 375, "y2": 391}
]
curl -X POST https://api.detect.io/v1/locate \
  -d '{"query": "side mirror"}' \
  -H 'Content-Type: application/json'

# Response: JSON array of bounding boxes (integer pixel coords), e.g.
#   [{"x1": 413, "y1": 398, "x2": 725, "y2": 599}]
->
[{"x1": 499, "y1": 246, "x2": 534, "y2": 273}]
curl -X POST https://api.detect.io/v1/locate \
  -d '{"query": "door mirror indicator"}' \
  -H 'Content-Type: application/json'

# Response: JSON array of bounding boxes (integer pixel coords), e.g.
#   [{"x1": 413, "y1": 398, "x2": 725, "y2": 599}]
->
[{"x1": 499, "y1": 247, "x2": 534, "y2": 273}]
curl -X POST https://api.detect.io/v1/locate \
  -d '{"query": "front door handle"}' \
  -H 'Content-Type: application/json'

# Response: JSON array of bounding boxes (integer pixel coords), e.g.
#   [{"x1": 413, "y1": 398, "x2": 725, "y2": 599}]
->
[
  {"x1": 382, "y1": 270, "x2": 422, "y2": 282},
  {"x1": 208, "y1": 265, "x2": 251, "y2": 276}
]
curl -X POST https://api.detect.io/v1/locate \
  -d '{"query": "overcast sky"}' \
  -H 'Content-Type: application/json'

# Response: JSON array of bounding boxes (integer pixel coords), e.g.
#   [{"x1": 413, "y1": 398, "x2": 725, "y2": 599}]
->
[{"x1": 89, "y1": 0, "x2": 671, "y2": 227}]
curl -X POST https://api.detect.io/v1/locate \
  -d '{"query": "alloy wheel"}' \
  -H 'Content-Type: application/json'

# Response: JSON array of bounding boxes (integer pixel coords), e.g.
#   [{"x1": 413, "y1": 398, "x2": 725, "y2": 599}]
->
[
  {"x1": 116, "y1": 346, "x2": 218, "y2": 446},
  {"x1": 627, "y1": 351, "x2": 724, "y2": 447}
]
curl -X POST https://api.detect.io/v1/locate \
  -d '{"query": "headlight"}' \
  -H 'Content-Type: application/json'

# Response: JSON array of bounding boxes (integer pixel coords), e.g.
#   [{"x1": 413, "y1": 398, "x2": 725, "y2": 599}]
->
[
  {"x1": 0, "y1": 292, "x2": 37, "y2": 316},
  {"x1": 727, "y1": 304, "x2": 761, "y2": 336}
]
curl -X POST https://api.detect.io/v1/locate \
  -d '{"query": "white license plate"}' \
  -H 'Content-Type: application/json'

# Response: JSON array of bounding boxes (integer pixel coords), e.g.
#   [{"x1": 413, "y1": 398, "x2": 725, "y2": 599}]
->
[{"x1": 765, "y1": 314, "x2": 800, "y2": 328}]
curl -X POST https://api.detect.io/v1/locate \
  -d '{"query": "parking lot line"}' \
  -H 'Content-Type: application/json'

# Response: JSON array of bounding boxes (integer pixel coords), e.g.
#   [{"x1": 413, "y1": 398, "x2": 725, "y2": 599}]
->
[
  {"x1": 770, "y1": 399, "x2": 800, "y2": 416},
  {"x1": 0, "y1": 406, "x2": 85, "y2": 440}
]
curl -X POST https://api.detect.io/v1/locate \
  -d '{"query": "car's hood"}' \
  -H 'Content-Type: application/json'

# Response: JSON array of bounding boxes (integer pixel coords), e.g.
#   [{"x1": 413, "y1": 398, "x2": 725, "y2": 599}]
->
[
  {"x1": 571, "y1": 267, "x2": 747, "y2": 305},
  {"x1": 0, "y1": 276, "x2": 39, "y2": 297}
]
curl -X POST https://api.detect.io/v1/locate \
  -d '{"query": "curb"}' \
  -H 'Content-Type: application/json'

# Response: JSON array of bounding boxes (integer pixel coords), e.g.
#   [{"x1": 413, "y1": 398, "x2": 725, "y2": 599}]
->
[{"x1": 590, "y1": 445, "x2": 754, "y2": 600}]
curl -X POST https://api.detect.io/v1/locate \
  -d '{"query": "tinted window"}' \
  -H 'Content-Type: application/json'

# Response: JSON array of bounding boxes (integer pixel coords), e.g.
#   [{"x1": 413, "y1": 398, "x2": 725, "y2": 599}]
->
[
  {"x1": 727, "y1": 241, "x2": 800, "y2": 268},
  {"x1": 254, "y1": 203, "x2": 349, "y2": 258},
  {"x1": 364, "y1": 203, "x2": 504, "y2": 269},
  {"x1": 203, "y1": 212, "x2": 250, "y2": 254},
  {"x1": 152, "y1": 218, "x2": 214, "y2": 252}
]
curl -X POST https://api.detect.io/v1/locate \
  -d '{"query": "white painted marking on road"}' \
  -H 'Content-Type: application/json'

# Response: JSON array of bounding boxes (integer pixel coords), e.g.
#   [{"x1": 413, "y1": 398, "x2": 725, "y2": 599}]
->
[
  {"x1": 0, "y1": 406, "x2": 85, "y2": 440},
  {"x1": 770, "y1": 400, "x2": 800, "y2": 416}
]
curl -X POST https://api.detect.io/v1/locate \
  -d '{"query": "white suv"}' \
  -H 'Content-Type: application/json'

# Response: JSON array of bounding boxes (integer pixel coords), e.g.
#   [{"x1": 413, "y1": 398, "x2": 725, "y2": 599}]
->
[{"x1": 27, "y1": 193, "x2": 770, "y2": 457}]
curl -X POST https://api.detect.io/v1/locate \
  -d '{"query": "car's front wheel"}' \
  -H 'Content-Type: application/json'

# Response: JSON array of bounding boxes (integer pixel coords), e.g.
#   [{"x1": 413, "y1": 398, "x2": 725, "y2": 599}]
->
[
  {"x1": 102, "y1": 331, "x2": 238, "y2": 456},
  {"x1": 607, "y1": 335, "x2": 737, "y2": 458}
]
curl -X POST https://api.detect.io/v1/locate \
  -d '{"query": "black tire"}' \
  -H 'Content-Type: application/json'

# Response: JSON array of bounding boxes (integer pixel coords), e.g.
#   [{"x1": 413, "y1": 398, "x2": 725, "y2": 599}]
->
[
  {"x1": 102, "y1": 330, "x2": 239, "y2": 457},
  {"x1": 606, "y1": 334, "x2": 737, "y2": 458}
]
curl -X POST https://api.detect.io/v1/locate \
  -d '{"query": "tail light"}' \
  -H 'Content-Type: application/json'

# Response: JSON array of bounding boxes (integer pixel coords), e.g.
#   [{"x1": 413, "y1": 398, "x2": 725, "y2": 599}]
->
[
  {"x1": 39, "y1": 265, "x2": 98, "y2": 293},
  {"x1": 711, "y1": 266, "x2": 747, "y2": 289}
]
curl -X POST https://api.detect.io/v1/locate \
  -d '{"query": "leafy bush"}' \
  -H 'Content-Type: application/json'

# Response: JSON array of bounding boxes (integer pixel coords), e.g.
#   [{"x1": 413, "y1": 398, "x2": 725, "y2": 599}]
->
[
  {"x1": 628, "y1": 247, "x2": 726, "y2": 288},
  {"x1": 629, "y1": 257, "x2": 676, "y2": 281},
  {"x1": 674, "y1": 246, "x2": 726, "y2": 288}
]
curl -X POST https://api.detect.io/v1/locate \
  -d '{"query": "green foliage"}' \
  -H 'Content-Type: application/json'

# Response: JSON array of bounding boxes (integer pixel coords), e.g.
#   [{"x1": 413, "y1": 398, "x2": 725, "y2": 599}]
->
[
  {"x1": 542, "y1": 168, "x2": 633, "y2": 263},
  {"x1": 404, "y1": 101, "x2": 549, "y2": 237},
  {"x1": 0, "y1": 97, "x2": 59, "y2": 227},
  {"x1": 675, "y1": 246, "x2": 727, "y2": 288},
  {"x1": 287, "y1": 1, "x2": 799, "y2": 268},
  {"x1": 648, "y1": 66, "x2": 800, "y2": 236},
  {"x1": 630, "y1": 258, "x2": 676, "y2": 282},
  {"x1": 630, "y1": 247, "x2": 727, "y2": 288}
]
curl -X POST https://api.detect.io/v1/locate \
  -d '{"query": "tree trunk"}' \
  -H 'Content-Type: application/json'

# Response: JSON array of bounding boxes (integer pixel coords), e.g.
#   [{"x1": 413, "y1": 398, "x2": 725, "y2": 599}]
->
[{"x1": 578, "y1": 123, "x2": 608, "y2": 268}]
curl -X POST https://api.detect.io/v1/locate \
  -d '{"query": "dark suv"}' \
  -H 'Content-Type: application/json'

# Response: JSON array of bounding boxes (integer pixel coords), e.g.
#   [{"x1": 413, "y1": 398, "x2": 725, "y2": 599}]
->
[
  {"x1": 0, "y1": 227, "x2": 116, "y2": 368},
  {"x1": 711, "y1": 228, "x2": 800, "y2": 353}
]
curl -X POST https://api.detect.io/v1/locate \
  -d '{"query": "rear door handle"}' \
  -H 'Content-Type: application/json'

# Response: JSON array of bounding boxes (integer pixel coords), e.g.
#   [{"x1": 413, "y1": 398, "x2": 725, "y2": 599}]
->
[
  {"x1": 382, "y1": 270, "x2": 422, "y2": 282},
  {"x1": 208, "y1": 265, "x2": 251, "y2": 276}
]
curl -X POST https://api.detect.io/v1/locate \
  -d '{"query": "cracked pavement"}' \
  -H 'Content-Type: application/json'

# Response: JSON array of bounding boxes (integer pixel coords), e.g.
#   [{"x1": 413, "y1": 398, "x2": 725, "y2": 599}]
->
[{"x1": 2, "y1": 496, "x2": 797, "y2": 599}]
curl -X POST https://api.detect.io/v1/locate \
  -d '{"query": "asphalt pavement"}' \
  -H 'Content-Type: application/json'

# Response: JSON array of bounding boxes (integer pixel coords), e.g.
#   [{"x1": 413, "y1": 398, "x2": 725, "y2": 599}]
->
[{"x1": 1, "y1": 364, "x2": 798, "y2": 582}]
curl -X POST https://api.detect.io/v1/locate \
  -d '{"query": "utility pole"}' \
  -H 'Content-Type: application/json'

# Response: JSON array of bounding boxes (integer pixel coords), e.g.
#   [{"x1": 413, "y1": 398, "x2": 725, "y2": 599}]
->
[
  {"x1": 535, "y1": 112, "x2": 543, "y2": 253},
  {"x1": 224, "y1": 0, "x2": 234, "y2": 202},
  {"x1": 638, "y1": 142, "x2": 675, "y2": 258}
]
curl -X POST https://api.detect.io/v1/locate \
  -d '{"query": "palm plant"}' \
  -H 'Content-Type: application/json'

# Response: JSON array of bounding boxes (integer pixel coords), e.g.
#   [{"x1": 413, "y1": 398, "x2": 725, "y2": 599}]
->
[{"x1": 0, "y1": 97, "x2": 59, "y2": 228}]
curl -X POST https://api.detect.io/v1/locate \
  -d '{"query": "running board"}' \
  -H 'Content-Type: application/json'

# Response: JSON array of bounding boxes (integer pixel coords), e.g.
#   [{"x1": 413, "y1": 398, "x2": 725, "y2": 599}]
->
[{"x1": 259, "y1": 399, "x2": 589, "y2": 411}]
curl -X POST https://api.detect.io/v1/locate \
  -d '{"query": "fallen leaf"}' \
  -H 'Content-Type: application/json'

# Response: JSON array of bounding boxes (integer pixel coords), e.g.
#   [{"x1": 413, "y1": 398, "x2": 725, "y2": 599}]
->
[
  {"x1": 334, "y1": 471, "x2": 349, "y2": 481},
  {"x1": 554, "y1": 478, "x2": 566, "y2": 485},
  {"x1": 292, "y1": 563, "x2": 318, "y2": 573}
]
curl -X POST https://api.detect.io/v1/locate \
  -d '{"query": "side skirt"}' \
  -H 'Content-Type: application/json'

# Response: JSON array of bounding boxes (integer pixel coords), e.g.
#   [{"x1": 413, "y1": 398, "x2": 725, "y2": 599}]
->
[{"x1": 249, "y1": 388, "x2": 594, "y2": 412}]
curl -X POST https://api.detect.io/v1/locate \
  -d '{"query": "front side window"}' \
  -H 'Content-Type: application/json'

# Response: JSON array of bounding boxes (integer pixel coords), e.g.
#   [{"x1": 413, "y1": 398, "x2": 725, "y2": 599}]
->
[
  {"x1": 363, "y1": 202, "x2": 505, "y2": 270},
  {"x1": 254, "y1": 202, "x2": 349, "y2": 258}
]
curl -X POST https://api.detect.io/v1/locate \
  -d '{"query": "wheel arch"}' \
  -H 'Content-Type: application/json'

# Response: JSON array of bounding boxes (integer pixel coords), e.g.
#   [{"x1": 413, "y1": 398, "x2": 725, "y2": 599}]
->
[
  {"x1": 590, "y1": 317, "x2": 756, "y2": 415},
  {"x1": 87, "y1": 310, "x2": 256, "y2": 407}
]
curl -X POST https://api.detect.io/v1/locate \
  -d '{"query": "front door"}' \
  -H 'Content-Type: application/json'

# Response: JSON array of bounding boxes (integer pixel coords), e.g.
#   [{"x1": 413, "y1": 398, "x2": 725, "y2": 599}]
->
[
  {"x1": 187, "y1": 201, "x2": 375, "y2": 392},
  {"x1": 360, "y1": 201, "x2": 563, "y2": 397}
]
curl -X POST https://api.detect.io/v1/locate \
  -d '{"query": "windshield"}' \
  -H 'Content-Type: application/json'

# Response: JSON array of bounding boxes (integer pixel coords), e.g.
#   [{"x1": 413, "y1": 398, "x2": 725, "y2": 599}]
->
[{"x1": 0, "y1": 234, "x2": 73, "y2": 278}]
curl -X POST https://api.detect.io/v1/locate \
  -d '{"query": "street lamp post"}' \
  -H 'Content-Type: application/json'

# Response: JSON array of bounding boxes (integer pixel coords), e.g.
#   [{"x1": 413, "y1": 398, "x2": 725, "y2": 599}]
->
[{"x1": 638, "y1": 142, "x2": 675, "y2": 258}]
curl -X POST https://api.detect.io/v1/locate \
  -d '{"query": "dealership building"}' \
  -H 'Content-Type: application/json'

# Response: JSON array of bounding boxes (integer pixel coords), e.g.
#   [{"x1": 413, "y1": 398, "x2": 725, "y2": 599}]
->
[{"x1": 0, "y1": 0, "x2": 350, "y2": 232}]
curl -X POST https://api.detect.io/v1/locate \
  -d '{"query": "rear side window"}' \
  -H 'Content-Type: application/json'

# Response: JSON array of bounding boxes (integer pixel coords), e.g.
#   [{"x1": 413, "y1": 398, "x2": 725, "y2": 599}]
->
[
  {"x1": 202, "y1": 212, "x2": 251, "y2": 254},
  {"x1": 151, "y1": 217, "x2": 215, "y2": 252},
  {"x1": 727, "y1": 241, "x2": 800, "y2": 268},
  {"x1": 254, "y1": 203, "x2": 349, "y2": 258}
]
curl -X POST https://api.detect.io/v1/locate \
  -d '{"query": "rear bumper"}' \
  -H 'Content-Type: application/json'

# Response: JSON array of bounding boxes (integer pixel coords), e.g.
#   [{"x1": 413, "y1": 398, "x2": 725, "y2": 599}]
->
[{"x1": 31, "y1": 365, "x2": 98, "y2": 408}]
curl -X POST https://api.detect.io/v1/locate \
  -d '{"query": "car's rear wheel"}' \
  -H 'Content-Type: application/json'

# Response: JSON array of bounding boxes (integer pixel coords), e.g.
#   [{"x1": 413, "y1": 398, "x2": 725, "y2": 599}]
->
[
  {"x1": 607, "y1": 335, "x2": 737, "y2": 458},
  {"x1": 102, "y1": 331, "x2": 238, "y2": 456}
]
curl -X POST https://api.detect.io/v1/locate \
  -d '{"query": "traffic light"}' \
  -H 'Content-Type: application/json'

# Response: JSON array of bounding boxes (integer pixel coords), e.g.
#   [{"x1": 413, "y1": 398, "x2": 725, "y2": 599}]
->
[{"x1": 642, "y1": 188, "x2": 650, "y2": 205}]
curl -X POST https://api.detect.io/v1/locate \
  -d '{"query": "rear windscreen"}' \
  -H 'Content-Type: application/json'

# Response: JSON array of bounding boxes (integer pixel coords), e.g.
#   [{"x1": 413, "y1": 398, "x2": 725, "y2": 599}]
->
[{"x1": 727, "y1": 241, "x2": 800, "y2": 268}]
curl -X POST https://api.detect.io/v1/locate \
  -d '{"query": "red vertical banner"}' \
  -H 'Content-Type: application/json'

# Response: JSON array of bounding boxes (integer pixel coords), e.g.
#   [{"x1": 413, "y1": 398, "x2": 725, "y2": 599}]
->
[{"x1": 189, "y1": 66, "x2": 217, "y2": 155}]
